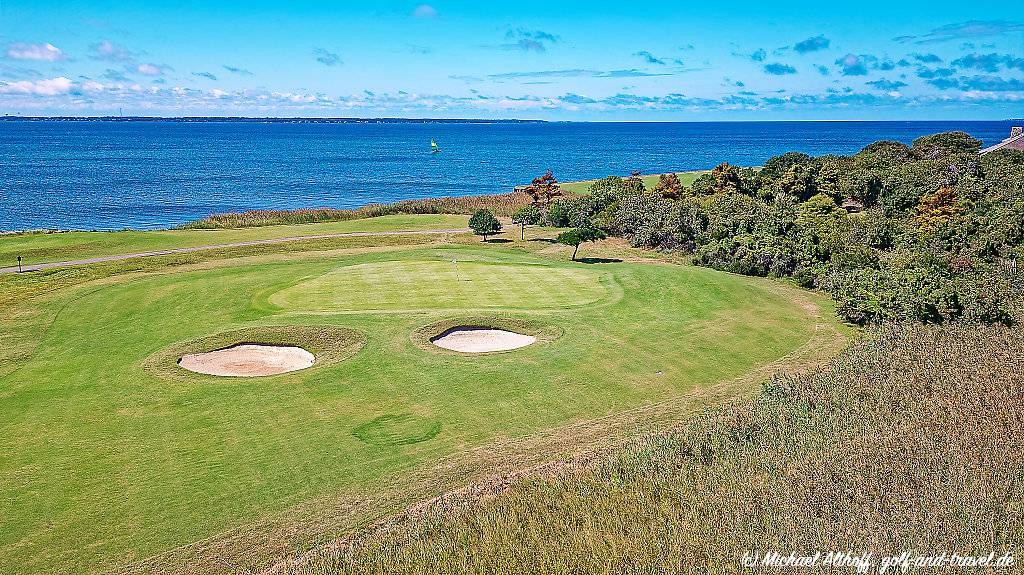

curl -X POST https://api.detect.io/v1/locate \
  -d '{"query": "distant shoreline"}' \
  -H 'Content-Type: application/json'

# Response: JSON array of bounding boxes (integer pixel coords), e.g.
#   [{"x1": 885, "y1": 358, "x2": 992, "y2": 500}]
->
[
  {"x1": 0, "y1": 116, "x2": 548, "y2": 124},
  {"x1": 0, "y1": 117, "x2": 1020, "y2": 124}
]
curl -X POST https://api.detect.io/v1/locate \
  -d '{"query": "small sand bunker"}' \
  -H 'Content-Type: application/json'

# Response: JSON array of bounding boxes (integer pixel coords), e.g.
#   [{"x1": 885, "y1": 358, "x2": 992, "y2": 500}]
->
[
  {"x1": 430, "y1": 327, "x2": 537, "y2": 353},
  {"x1": 179, "y1": 344, "x2": 315, "y2": 377}
]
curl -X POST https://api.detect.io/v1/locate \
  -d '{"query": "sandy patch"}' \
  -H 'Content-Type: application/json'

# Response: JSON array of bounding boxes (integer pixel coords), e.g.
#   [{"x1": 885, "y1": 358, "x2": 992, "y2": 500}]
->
[
  {"x1": 179, "y1": 344, "x2": 315, "y2": 377},
  {"x1": 431, "y1": 327, "x2": 537, "y2": 353}
]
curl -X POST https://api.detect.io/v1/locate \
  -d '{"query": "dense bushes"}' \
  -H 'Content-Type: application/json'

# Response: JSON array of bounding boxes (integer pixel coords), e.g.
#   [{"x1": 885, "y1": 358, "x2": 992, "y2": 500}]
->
[{"x1": 590, "y1": 133, "x2": 1023, "y2": 326}]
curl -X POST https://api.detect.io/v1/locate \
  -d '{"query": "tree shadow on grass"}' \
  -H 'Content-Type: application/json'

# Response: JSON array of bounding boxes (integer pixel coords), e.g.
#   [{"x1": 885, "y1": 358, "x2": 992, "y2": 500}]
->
[
  {"x1": 528, "y1": 238, "x2": 557, "y2": 244},
  {"x1": 577, "y1": 257, "x2": 623, "y2": 264},
  {"x1": 484, "y1": 238, "x2": 513, "y2": 244}
]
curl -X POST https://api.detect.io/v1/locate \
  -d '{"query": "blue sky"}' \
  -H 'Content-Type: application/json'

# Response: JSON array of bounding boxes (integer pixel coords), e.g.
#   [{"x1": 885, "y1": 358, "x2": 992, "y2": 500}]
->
[{"x1": 1, "y1": 1, "x2": 1023, "y2": 119}]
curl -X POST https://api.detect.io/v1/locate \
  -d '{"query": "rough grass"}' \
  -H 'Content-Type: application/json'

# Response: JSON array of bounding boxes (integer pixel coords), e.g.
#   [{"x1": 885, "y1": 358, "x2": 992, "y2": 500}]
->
[
  {"x1": 286, "y1": 323, "x2": 1024, "y2": 575},
  {"x1": 179, "y1": 192, "x2": 533, "y2": 229},
  {"x1": 0, "y1": 214, "x2": 469, "y2": 267},
  {"x1": 558, "y1": 171, "x2": 707, "y2": 195},
  {"x1": 0, "y1": 237, "x2": 838, "y2": 574}
]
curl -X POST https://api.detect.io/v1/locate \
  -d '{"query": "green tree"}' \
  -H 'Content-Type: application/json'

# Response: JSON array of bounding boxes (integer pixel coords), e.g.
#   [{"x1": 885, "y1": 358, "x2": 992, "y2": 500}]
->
[
  {"x1": 912, "y1": 131, "x2": 982, "y2": 159},
  {"x1": 469, "y1": 209, "x2": 502, "y2": 242},
  {"x1": 879, "y1": 160, "x2": 948, "y2": 216},
  {"x1": 623, "y1": 171, "x2": 647, "y2": 195},
  {"x1": 856, "y1": 140, "x2": 915, "y2": 168},
  {"x1": 759, "y1": 152, "x2": 816, "y2": 183},
  {"x1": 588, "y1": 176, "x2": 627, "y2": 198},
  {"x1": 770, "y1": 163, "x2": 819, "y2": 202},
  {"x1": 511, "y1": 205, "x2": 543, "y2": 239},
  {"x1": 556, "y1": 227, "x2": 607, "y2": 261}
]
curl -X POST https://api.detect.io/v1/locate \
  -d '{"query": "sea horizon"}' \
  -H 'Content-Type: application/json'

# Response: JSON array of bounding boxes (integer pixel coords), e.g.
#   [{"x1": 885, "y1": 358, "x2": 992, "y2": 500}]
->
[
  {"x1": 1, "y1": 119, "x2": 1017, "y2": 232},
  {"x1": 2, "y1": 116, "x2": 1023, "y2": 123}
]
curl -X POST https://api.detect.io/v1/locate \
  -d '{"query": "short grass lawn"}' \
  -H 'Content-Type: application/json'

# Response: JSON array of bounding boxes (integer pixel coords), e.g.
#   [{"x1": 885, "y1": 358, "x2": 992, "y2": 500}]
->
[{"x1": 1, "y1": 237, "x2": 840, "y2": 573}]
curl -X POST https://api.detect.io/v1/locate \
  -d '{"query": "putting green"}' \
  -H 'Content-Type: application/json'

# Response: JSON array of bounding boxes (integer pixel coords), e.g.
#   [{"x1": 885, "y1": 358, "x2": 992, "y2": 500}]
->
[
  {"x1": 269, "y1": 260, "x2": 609, "y2": 312},
  {"x1": 0, "y1": 240, "x2": 845, "y2": 574}
]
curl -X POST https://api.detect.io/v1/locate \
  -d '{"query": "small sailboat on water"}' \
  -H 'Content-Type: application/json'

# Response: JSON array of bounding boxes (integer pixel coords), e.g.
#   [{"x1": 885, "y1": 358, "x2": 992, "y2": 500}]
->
[{"x1": 431, "y1": 139, "x2": 441, "y2": 153}]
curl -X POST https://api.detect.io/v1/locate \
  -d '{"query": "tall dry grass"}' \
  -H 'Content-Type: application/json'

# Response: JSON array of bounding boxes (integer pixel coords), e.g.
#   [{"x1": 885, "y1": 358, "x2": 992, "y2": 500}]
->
[
  {"x1": 286, "y1": 323, "x2": 1024, "y2": 574},
  {"x1": 180, "y1": 192, "x2": 534, "y2": 229}
]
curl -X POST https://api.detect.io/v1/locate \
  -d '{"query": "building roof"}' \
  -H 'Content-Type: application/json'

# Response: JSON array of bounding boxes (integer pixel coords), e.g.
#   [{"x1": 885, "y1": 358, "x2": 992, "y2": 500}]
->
[{"x1": 980, "y1": 127, "x2": 1024, "y2": 155}]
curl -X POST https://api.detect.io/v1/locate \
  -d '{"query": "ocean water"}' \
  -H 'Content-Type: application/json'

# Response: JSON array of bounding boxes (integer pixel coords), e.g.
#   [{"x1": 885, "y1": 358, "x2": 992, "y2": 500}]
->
[{"x1": 0, "y1": 120, "x2": 1015, "y2": 231}]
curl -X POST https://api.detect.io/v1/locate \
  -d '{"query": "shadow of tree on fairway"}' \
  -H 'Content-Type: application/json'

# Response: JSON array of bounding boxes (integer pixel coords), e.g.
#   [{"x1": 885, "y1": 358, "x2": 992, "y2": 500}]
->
[
  {"x1": 578, "y1": 257, "x2": 623, "y2": 264},
  {"x1": 528, "y1": 238, "x2": 557, "y2": 244},
  {"x1": 484, "y1": 238, "x2": 513, "y2": 244}
]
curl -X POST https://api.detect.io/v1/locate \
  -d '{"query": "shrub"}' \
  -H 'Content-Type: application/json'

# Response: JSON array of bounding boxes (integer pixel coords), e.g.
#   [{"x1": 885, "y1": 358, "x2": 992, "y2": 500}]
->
[
  {"x1": 614, "y1": 195, "x2": 691, "y2": 250},
  {"x1": 912, "y1": 131, "x2": 982, "y2": 159},
  {"x1": 469, "y1": 209, "x2": 501, "y2": 241},
  {"x1": 556, "y1": 227, "x2": 608, "y2": 261},
  {"x1": 651, "y1": 173, "x2": 683, "y2": 199},
  {"x1": 511, "y1": 205, "x2": 543, "y2": 239},
  {"x1": 605, "y1": 132, "x2": 1024, "y2": 327}
]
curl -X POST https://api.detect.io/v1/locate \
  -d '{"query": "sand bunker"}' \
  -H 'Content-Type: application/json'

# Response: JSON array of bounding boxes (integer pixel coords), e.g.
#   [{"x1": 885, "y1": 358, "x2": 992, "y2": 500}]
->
[
  {"x1": 179, "y1": 344, "x2": 315, "y2": 377},
  {"x1": 430, "y1": 327, "x2": 537, "y2": 353}
]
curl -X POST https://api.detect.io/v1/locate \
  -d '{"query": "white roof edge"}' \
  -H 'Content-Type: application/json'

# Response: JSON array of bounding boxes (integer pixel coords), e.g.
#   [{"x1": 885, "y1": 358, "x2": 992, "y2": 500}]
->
[{"x1": 980, "y1": 130, "x2": 1024, "y2": 155}]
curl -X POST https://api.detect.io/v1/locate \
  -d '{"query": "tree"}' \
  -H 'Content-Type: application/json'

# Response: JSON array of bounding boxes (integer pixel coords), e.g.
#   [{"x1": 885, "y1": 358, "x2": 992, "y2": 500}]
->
[
  {"x1": 523, "y1": 170, "x2": 562, "y2": 207},
  {"x1": 912, "y1": 131, "x2": 982, "y2": 159},
  {"x1": 511, "y1": 205, "x2": 543, "y2": 239},
  {"x1": 469, "y1": 209, "x2": 502, "y2": 242},
  {"x1": 589, "y1": 176, "x2": 627, "y2": 198},
  {"x1": 652, "y1": 173, "x2": 683, "y2": 199},
  {"x1": 856, "y1": 140, "x2": 915, "y2": 169},
  {"x1": 770, "y1": 163, "x2": 818, "y2": 202},
  {"x1": 623, "y1": 171, "x2": 647, "y2": 195},
  {"x1": 914, "y1": 186, "x2": 964, "y2": 231},
  {"x1": 556, "y1": 227, "x2": 607, "y2": 261},
  {"x1": 710, "y1": 163, "x2": 747, "y2": 195},
  {"x1": 759, "y1": 152, "x2": 816, "y2": 183}
]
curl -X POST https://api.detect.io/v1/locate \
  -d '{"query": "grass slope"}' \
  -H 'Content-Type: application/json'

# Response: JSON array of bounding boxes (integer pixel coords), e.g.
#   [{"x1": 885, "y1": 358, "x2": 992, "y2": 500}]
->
[
  {"x1": 0, "y1": 213, "x2": 467, "y2": 267},
  {"x1": 0, "y1": 220, "x2": 843, "y2": 574},
  {"x1": 293, "y1": 324, "x2": 1024, "y2": 574},
  {"x1": 558, "y1": 171, "x2": 706, "y2": 195}
]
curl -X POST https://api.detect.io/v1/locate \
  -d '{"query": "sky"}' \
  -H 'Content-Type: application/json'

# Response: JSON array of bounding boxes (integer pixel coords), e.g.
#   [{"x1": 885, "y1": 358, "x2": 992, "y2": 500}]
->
[{"x1": 1, "y1": 1, "x2": 1023, "y2": 120}]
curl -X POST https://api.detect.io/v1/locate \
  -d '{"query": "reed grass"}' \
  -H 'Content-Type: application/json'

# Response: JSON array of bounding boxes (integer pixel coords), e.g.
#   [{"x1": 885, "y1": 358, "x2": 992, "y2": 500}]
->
[
  {"x1": 180, "y1": 192, "x2": 534, "y2": 229},
  {"x1": 289, "y1": 323, "x2": 1024, "y2": 574}
]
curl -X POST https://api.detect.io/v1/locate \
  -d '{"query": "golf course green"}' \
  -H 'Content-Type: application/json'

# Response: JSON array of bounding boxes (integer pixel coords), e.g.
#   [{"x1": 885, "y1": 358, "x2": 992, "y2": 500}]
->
[{"x1": 0, "y1": 216, "x2": 846, "y2": 573}]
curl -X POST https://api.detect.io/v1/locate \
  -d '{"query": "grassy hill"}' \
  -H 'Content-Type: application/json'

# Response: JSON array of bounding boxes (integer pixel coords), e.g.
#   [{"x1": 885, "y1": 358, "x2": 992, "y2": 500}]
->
[
  {"x1": 0, "y1": 218, "x2": 845, "y2": 573},
  {"x1": 286, "y1": 323, "x2": 1024, "y2": 574}
]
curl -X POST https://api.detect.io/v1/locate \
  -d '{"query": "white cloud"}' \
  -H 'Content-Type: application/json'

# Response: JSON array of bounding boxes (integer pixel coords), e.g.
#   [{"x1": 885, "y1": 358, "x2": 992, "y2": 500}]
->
[
  {"x1": 136, "y1": 63, "x2": 169, "y2": 76},
  {"x1": 5, "y1": 43, "x2": 64, "y2": 62},
  {"x1": 0, "y1": 76, "x2": 73, "y2": 95},
  {"x1": 91, "y1": 40, "x2": 135, "y2": 62},
  {"x1": 80, "y1": 80, "x2": 107, "y2": 92},
  {"x1": 412, "y1": 4, "x2": 438, "y2": 18}
]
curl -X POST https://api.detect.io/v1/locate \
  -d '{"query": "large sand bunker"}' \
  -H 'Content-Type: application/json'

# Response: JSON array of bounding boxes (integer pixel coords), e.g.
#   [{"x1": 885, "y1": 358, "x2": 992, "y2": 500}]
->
[
  {"x1": 179, "y1": 344, "x2": 315, "y2": 377},
  {"x1": 430, "y1": 327, "x2": 537, "y2": 353}
]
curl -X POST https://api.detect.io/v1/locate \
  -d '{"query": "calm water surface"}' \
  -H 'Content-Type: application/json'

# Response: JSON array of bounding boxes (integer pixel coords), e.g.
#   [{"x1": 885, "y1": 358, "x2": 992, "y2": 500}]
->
[{"x1": 0, "y1": 120, "x2": 1014, "y2": 231}]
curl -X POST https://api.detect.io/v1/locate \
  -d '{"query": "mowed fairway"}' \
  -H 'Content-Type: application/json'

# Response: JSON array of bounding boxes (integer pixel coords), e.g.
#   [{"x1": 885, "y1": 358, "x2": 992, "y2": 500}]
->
[
  {"x1": 271, "y1": 260, "x2": 609, "y2": 312},
  {"x1": 0, "y1": 230, "x2": 844, "y2": 574}
]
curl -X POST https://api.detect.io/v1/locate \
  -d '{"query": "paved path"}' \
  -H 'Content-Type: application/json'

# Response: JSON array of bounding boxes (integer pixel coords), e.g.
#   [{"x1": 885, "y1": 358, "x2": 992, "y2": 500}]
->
[{"x1": 0, "y1": 228, "x2": 470, "y2": 274}]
